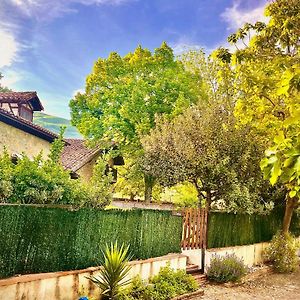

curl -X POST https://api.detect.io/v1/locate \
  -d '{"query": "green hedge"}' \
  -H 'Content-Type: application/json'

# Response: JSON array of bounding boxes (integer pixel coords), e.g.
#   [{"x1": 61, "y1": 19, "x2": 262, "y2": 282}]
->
[
  {"x1": 0, "y1": 205, "x2": 182, "y2": 279},
  {"x1": 207, "y1": 207, "x2": 300, "y2": 248}
]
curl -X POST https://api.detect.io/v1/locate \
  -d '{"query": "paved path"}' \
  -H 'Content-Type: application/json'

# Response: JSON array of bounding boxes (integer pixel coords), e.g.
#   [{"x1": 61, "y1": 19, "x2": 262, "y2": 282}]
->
[{"x1": 195, "y1": 267, "x2": 300, "y2": 300}]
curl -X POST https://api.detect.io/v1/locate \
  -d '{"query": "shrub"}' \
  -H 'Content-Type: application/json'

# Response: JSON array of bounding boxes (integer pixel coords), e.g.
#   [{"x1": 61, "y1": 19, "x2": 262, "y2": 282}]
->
[
  {"x1": 120, "y1": 265, "x2": 198, "y2": 300},
  {"x1": 0, "y1": 137, "x2": 113, "y2": 208},
  {"x1": 119, "y1": 276, "x2": 148, "y2": 300},
  {"x1": 88, "y1": 242, "x2": 132, "y2": 300},
  {"x1": 264, "y1": 231, "x2": 299, "y2": 273},
  {"x1": 206, "y1": 253, "x2": 248, "y2": 283}
]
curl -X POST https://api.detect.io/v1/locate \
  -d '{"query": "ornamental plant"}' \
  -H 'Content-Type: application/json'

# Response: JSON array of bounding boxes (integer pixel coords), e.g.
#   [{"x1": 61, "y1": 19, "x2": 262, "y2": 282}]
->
[
  {"x1": 206, "y1": 253, "x2": 248, "y2": 283},
  {"x1": 264, "y1": 231, "x2": 299, "y2": 273},
  {"x1": 88, "y1": 242, "x2": 132, "y2": 300},
  {"x1": 119, "y1": 264, "x2": 198, "y2": 300}
]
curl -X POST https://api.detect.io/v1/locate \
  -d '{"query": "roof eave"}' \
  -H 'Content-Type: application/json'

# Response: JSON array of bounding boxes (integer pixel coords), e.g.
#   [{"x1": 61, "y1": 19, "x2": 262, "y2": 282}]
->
[{"x1": 0, "y1": 111, "x2": 57, "y2": 143}]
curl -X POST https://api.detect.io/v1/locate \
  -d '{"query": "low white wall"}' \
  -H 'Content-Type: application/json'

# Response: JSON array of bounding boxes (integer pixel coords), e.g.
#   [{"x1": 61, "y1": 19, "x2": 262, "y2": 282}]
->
[
  {"x1": 0, "y1": 253, "x2": 187, "y2": 300},
  {"x1": 181, "y1": 249, "x2": 202, "y2": 267},
  {"x1": 205, "y1": 242, "x2": 270, "y2": 271}
]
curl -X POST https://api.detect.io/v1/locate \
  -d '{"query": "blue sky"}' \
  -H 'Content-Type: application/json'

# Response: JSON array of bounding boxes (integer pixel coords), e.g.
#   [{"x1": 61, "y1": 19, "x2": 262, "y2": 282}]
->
[{"x1": 0, "y1": 0, "x2": 268, "y2": 119}]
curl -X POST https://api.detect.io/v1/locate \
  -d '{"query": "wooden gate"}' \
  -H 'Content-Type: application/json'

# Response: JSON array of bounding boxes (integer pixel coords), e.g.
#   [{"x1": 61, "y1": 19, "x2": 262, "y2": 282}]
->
[{"x1": 181, "y1": 208, "x2": 208, "y2": 250}]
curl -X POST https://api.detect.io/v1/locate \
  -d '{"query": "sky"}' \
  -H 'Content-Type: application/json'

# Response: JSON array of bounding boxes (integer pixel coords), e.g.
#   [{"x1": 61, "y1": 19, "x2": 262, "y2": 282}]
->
[{"x1": 0, "y1": 0, "x2": 268, "y2": 119}]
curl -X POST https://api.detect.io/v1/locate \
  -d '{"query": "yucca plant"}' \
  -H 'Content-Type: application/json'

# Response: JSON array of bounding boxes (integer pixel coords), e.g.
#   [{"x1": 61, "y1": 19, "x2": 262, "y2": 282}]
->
[{"x1": 89, "y1": 242, "x2": 132, "y2": 300}]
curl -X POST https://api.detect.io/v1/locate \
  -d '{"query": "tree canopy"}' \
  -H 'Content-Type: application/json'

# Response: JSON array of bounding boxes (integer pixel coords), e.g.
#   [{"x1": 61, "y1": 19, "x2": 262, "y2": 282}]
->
[
  {"x1": 70, "y1": 42, "x2": 206, "y2": 200},
  {"x1": 142, "y1": 106, "x2": 276, "y2": 213},
  {"x1": 214, "y1": 0, "x2": 300, "y2": 231}
]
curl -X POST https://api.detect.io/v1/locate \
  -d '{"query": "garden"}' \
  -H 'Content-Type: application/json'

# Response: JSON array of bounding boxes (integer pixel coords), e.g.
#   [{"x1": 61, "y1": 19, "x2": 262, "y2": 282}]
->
[{"x1": 0, "y1": 0, "x2": 300, "y2": 299}]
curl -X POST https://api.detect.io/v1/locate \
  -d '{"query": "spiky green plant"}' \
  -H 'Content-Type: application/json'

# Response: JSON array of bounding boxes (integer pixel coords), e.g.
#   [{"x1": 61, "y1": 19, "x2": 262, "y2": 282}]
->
[{"x1": 89, "y1": 242, "x2": 132, "y2": 300}]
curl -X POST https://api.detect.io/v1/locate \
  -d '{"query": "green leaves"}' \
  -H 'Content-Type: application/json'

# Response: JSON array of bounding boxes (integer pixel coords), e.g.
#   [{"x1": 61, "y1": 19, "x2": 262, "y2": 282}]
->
[
  {"x1": 89, "y1": 242, "x2": 132, "y2": 299},
  {"x1": 143, "y1": 106, "x2": 271, "y2": 213},
  {"x1": 261, "y1": 133, "x2": 300, "y2": 199}
]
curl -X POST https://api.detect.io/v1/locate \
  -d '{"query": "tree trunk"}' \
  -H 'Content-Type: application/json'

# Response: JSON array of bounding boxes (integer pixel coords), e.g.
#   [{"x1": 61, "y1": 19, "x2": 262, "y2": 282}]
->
[
  {"x1": 205, "y1": 190, "x2": 211, "y2": 211},
  {"x1": 192, "y1": 179, "x2": 203, "y2": 208},
  {"x1": 144, "y1": 174, "x2": 154, "y2": 203},
  {"x1": 282, "y1": 196, "x2": 297, "y2": 233}
]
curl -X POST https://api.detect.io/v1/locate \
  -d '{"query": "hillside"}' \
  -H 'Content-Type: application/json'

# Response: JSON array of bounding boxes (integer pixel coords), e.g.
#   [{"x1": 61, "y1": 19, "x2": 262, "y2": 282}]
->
[{"x1": 33, "y1": 112, "x2": 82, "y2": 139}]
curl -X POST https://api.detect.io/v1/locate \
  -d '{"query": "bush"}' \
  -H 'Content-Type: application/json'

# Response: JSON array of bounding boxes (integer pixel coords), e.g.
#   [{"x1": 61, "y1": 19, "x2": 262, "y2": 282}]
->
[
  {"x1": 0, "y1": 144, "x2": 112, "y2": 208},
  {"x1": 89, "y1": 242, "x2": 132, "y2": 300},
  {"x1": 120, "y1": 265, "x2": 198, "y2": 300},
  {"x1": 119, "y1": 276, "x2": 148, "y2": 300},
  {"x1": 206, "y1": 253, "x2": 248, "y2": 283},
  {"x1": 264, "y1": 231, "x2": 299, "y2": 273}
]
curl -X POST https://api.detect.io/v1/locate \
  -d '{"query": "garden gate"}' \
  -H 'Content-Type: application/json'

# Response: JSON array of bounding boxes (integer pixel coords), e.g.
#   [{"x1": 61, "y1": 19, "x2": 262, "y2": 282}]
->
[{"x1": 181, "y1": 208, "x2": 208, "y2": 250}]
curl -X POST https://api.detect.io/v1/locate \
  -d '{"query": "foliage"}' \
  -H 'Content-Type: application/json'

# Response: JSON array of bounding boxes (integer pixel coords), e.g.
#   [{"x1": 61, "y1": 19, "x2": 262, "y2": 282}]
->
[
  {"x1": 119, "y1": 276, "x2": 148, "y2": 300},
  {"x1": 89, "y1": 242, "x2": 132, "y2": 300},
  {"x1": 215, "y1": 0, "x2": 300, "y2": 231},
  {"x1": 142, "y1": 106, "x2": 275, "y2": 212},
  {"x1": 179, "y1": 49, "x2": 236, "y2": 111},
  {"x1": 0, "y1": 132, "x2": 112, "y2": 207},
  {"x1": 0, "y1": 206, "x2": 182, "y2": 279},
  {"x1": 164, "y1": 182, "x2": 199, "y2": 208},
  {"x1": 206, "y1": 254, "x2": 248, "y2": 283},
  {"x1": 70, "y1": 42, "x2": 205, "y2": 200},
  {"x1": 146, "y1": 265, "x2": 198, "y2": 300},
  {"x1": 120, "y1": 265, "x2": 198, "y2": 300},
  {"x1": 264, "y1": 231, "x2": 300, "y2": 273}
]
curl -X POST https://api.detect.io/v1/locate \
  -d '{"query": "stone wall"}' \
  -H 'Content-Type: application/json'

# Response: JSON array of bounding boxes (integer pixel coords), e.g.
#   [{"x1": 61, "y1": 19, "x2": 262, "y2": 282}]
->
[
  {"x1": 0, "y1": 121, "x2": 51, "y2": 159},
  {"x1": 0, "y1": 254, "x2": 187, "y2": 300}
]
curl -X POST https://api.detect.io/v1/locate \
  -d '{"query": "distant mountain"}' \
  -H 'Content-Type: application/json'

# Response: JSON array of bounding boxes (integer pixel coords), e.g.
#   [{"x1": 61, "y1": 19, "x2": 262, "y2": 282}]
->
[{"x1": 33, "y1": 112, "x2": 82, "y2": 139}]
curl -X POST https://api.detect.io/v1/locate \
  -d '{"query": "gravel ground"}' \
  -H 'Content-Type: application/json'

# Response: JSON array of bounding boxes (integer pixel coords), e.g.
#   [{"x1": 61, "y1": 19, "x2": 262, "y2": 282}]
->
[{"x1": 196, "y1": 266, "x2": 300, "y2": 300}]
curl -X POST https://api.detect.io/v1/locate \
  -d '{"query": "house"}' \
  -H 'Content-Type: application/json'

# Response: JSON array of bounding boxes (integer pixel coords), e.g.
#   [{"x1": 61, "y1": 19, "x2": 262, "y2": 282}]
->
[
  {"x1": 0, "y1": 91, "x2": 124, "y2": 181},
  {"x1": 61, "y1": 139, "x2": 124, "y2": 181},
  {"x1": 0, "y1": 91, "x2": 43, "y2": 122},
  {"x1": 0, "y1": 92, "x2": 57, "y2": 159}
]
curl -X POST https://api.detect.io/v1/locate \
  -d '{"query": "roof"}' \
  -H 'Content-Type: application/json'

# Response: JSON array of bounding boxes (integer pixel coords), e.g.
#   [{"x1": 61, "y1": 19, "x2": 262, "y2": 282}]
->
[
  {"x1": 0, "y1": 91, "x2": 44, "y2": 111},
  {"x1": 61, "y1": 139, "x2": 101, "y2": 172},
  {"x1": 0, "y1": 107, "x2": 58, "y2": 142}
]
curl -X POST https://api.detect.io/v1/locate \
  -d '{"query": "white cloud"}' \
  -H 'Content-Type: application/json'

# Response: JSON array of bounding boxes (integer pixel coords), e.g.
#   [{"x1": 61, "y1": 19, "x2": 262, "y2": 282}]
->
[
  {"x1": 6, "y1": 0, "x2": 134, "y2": 20},
  {"x1": 0, "y1": 69, "x2": 23, "y2": 87},
  {"x1": 172, "y1": 43, "x2": 203, "y2": 56},
  {"x1": 221, "y1": 0, "x2": 269, "y2": 31},
  {"x1": 0, "y1": 28, "x2": 19, "y2": 67}
]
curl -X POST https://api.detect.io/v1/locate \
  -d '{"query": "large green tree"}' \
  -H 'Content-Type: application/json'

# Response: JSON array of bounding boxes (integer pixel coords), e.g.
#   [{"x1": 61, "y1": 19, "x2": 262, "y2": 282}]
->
[
  {"x1": 70, "y1": 42, "x2": 205, "y2": 201},
  {"x1": 216, "y1": 0, "x2": 300, "y2": 232}
]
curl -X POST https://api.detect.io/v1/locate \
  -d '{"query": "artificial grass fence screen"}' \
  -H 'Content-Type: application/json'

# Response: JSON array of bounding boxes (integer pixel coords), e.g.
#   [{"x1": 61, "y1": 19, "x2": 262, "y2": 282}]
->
[
  {"x1": 208, "y1": 207, "x2": 300, "y2": 249},
  {"x1": 0, "y1": 205, "x2": 182, "y2": 279}
]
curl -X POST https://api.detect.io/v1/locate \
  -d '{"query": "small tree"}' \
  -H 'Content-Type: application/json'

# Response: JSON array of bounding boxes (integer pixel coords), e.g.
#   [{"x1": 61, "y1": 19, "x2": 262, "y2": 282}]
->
[{"x1": 142, "y1": 106, "x2": 273, "y2": 212}]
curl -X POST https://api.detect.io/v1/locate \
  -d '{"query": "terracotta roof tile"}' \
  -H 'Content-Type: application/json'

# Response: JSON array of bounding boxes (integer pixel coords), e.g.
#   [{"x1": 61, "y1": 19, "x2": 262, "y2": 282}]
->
[
  {"x1": 0, "y1": 107, "x2": 58, "y2": 142},
  {"x1": 61, "y1": 139, "x2": 101, "y2": 172}
]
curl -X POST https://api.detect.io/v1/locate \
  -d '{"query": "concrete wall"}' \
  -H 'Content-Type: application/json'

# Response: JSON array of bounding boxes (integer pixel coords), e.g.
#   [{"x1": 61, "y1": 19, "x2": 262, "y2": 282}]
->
[
  {"x1": 0, "y1": 121, "x2": 51, "y2": 159},
  {"x1": 0, "y1": 254, "x2": 187, "y2": 300},
  {"x1": 77, "y1": 154, "x2": 100, "y2": 182},
  {"x1": 204, "y1": 242, "x2": 270, "y2": 271},
  {"x1": 181, "y1": 249, "x2": 202, "y2": 268},
  {"x1": 112, "y1": 198, "x2": 175, "y2": 211},
  {"x1": 205, "y1": 240, "x2": 300, "y2": 271}
]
